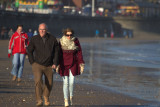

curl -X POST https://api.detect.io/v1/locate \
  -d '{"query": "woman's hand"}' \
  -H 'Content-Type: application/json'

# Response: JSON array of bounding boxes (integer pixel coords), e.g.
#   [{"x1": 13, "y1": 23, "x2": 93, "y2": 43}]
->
[
  {"x1": 80, "y1": 63, "x2": 85, "y2": 74},
  {"x1": 8, "y1": 54, "x2": 11, "y2": 58}
]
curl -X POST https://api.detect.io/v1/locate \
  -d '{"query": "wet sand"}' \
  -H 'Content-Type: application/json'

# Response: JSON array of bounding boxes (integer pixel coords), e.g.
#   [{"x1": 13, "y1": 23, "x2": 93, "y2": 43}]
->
[{"x1": 0, "y1": 37, "x2": 159, "y2": 107}]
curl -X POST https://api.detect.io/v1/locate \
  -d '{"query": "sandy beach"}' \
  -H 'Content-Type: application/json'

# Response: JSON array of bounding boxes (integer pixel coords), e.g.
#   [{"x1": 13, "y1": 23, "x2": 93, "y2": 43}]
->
[{"x1": 0, "y1": 35, "x2": 160, "y2": 107}]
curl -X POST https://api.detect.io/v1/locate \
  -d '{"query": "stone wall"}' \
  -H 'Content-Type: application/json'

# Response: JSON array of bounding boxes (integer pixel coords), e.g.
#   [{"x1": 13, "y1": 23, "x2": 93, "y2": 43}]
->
[{"x1": 0, "y1": 11, "x2": 160, "y2": 38}]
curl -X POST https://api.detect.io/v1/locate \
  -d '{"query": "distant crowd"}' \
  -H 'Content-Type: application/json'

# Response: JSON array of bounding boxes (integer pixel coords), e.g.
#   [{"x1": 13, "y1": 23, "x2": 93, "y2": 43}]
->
[{"x1": 0, "y1": 26, "x2": 38, "y2": 40}]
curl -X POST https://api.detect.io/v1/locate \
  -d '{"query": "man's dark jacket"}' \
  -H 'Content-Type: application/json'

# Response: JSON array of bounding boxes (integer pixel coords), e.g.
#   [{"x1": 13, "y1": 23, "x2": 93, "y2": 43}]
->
[{"x1": 27, "y1": 33, "x2": 59, "y2": 66}]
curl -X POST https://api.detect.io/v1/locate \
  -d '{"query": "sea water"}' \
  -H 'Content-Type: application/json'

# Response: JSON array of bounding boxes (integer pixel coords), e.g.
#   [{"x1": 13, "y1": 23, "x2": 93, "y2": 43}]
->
[{"x1": 77, "y1": 39, "x2": 160, "y2": 103}]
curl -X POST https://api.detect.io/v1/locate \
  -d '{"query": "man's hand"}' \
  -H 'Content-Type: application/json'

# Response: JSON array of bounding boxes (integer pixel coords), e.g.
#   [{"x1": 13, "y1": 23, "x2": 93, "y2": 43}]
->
[
  {"x1": 8, "y1": 54, "x2": 11, "y2": 58},
  {"x1": 52, "y1": 64, "x2": 56, "y2": 69},
  {"x1": 56, "y1": 65, "x2": 60, "y2": 73}
]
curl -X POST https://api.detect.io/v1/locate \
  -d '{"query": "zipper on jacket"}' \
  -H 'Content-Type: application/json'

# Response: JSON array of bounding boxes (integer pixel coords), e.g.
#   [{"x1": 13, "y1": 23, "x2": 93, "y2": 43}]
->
[{"x1": 20, "y1": 33, "x2": 21, "y2": 52}]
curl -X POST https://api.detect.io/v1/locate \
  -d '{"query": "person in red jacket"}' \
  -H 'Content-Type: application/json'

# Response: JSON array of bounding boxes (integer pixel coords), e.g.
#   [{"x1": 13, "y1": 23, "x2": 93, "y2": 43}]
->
[
  {"x1": 57, "y1": 28, "x2": 85, "y2": 106},
  {"x1": 8, "y1": 25, "x2": 29, "y2": 82}
]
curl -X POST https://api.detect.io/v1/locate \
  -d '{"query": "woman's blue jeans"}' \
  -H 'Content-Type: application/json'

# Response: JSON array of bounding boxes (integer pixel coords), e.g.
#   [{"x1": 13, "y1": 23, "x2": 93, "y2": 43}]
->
[
  {"x1": 11, "y1": 53, "x2": 25, "y2": 78},
  {"x1": 62, "y1": 69, "x2": 75, "y2": 99}
]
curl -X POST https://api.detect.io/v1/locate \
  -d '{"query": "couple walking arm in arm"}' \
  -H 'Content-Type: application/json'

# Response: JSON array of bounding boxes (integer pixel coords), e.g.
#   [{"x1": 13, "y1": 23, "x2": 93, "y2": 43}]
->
[{"x1": 27, "y1": 23, "x2": 84, "y2": 106}]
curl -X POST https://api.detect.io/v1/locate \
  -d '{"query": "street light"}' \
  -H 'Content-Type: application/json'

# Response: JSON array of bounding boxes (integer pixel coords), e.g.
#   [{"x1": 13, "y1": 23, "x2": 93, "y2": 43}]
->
[{"x1": 92, "y1": 0, "x2": 95, "y2": 17}]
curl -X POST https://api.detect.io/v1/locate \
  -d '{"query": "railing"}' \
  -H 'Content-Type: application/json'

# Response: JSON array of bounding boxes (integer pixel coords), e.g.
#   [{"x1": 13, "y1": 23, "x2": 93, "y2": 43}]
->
[{"x1": 5, "y1": 8, "x2": 54, "y2": 14}]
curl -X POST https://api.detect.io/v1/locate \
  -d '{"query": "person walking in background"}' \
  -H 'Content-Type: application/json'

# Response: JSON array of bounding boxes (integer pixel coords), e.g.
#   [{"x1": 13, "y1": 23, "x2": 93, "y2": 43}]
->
[
  {"x1": 104, "y1": 29, "x2": 107, "y2": 38},
  {"x1": 95, "y1": 29, "x2": 99, "y2": 38},
  {"x1": 27, "y1": 28, "x2": 33, "y2": 40},
  {"x1": 8, "y1": 28, "x2": 14, "y2": 39},
  {"x1": 8, "y1": 25, "x2": 29, "y2": 82},
  {"x1": 27, "y1": 23, "x2": 59, "y2": 106},
  {"x1": 111, "y1": 30, "x2": 114, "y2": 38},
  {"x1": 33, "y1": 30, "x2": 38, "y2": 36},
  {"x1": 57, "y1": 28, "x2": 85, "y2": 107},
  {"x1": 0, "y1": 27, "x2": 5, "y2": 39},
  {"x1": 3, "y1": 27, "x2": 8, "y2": 39}
]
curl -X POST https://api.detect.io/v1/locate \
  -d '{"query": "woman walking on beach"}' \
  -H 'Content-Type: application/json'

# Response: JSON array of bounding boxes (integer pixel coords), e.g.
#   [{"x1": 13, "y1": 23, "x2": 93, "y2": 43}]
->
[
  {"x1": 8, "y1": 25, "x2": 29, "y2": 82},
  {"x1": 57, "y1": 28, "x2": 85, "y2": 107}
]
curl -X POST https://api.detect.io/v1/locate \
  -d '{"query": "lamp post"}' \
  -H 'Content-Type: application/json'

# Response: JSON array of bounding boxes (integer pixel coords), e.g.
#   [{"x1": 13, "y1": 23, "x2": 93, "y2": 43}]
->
[{"x1": 92, "y1": 0, "x2": 95, "y2": 17}]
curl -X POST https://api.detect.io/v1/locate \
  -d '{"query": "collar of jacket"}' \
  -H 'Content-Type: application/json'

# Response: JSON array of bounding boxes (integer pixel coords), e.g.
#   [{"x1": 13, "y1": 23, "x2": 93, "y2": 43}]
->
[
  {"x1": 38, "y1": 33, "x2": 50, "y2": 40},
  {"x1": 15, "y1": 31, "x2": 25, "y2": 36}
]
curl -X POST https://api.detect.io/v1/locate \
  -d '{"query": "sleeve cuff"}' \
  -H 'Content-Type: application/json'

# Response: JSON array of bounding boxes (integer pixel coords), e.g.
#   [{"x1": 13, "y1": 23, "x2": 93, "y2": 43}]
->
[{"x1": 8, "y1": 49, "x2": 11, "y2": 54}]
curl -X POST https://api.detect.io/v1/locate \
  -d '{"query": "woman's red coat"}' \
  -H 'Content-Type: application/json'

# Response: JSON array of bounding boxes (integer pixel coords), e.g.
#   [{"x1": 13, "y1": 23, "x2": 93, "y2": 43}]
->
[{"x1": 59, "y1": 38, "x2": 84, "y2": 76}]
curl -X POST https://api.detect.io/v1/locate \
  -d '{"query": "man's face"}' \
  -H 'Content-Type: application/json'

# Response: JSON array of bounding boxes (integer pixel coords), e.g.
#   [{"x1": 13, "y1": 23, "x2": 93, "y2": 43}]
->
[{"x1": 39, "y1": 24, "x2": 47, "y2": 37}]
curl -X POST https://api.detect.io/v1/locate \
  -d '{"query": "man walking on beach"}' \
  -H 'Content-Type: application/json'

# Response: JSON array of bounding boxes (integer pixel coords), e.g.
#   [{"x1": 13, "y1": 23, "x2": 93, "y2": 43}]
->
[{"x1": 27, "y1": 23, "x2": 59, "y2": 106}]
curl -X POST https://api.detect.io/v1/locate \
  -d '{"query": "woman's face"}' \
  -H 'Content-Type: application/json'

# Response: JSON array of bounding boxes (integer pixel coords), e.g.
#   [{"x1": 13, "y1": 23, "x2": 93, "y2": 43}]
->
[
  {"x1": 66, "y1": 31, "x2": 72, "y2": 40},
  {"x1": 17, "y1": 26, "x2": 23, "y2": 34}
]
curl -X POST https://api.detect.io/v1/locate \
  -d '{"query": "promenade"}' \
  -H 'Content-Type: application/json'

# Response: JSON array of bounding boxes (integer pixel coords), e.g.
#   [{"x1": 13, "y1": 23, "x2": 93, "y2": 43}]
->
[{"x1": 0, "y1": 39, "x2": 157, "y2": 107}]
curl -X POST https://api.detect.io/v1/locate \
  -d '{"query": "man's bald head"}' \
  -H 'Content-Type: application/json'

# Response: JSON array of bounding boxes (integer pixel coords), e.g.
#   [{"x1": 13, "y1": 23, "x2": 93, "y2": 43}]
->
[{"x1": 38, "y1": 23, "x2": 48, "y2": 37}]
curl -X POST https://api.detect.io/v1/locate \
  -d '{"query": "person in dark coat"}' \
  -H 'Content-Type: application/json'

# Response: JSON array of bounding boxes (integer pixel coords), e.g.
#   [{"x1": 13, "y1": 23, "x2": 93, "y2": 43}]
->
[
  {"x1": 8, "y1": 28, "x2": 14, "y2": 39},
  {"x1": 27, "y1": 23, "x2": 59, "y2": 106},
  {"x1": 27, "y1": 29, "x2": 33, "y2": 40},
  {"x1": 57, "y1": 28, "x2": 85, "y2": 107}
]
